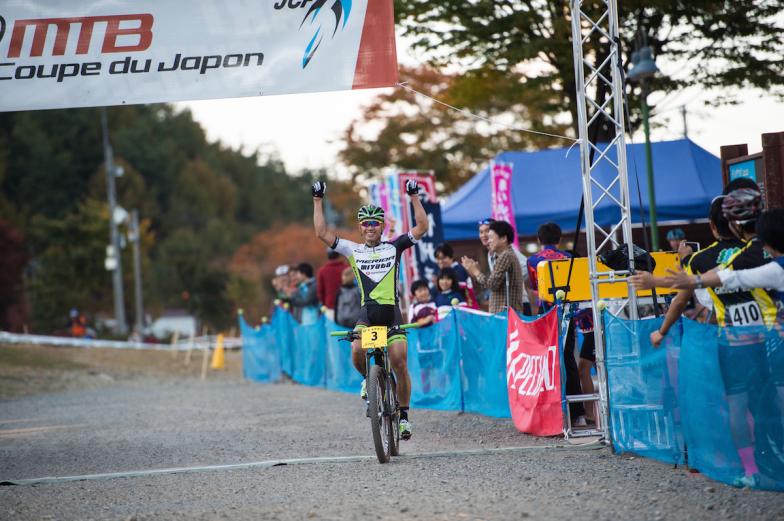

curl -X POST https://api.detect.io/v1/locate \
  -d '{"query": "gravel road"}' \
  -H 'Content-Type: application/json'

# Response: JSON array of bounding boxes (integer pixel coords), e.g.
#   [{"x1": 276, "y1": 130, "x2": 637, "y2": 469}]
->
[{"x1": 1, "y1": 361, "x2": 783, "y2": 520}]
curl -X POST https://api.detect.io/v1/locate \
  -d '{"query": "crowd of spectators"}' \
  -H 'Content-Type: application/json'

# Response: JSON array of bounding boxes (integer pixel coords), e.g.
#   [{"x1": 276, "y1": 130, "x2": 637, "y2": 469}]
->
[
  {"x1": 628, "y1": 178, "x2": 783, "y2": 488},
  {"x1": 272, "y1": 250, "x2": 361, "y2": 327}
]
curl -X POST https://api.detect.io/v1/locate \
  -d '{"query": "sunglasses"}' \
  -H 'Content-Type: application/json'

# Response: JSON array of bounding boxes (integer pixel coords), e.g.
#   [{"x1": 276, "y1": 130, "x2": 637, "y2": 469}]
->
[
  {"x1": 478, "y1": 218, "x2": 495, "y2": 226},
  {"x1": 360, "y1": 220, "x2": 383, "y2": 228}
]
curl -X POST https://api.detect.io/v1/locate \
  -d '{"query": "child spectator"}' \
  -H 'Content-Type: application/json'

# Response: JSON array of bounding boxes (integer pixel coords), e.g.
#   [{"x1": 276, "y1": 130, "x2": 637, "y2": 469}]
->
[
  {"x1": 434, "y1": 243, "x2": 478, "y2": 308},
  {"x1": 334, "y1": 267, "x2": 361, "y2": 328},
  {"x1": 433, "y1": 268, "x2": 467, "y2": 308},
  {"x1": 408, "y1": 279, "x2": 437, "y2": 327}
]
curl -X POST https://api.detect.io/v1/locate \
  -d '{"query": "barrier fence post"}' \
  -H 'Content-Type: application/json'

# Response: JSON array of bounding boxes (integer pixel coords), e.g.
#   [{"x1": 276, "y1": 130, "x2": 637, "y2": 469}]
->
[
  {"x1": 200, "y1": 335, "x2": 211, "y2": 381},
  {"x1": 170, "y1": 330, "x2": 180, "y2": 358},
  {"x1": 185, "y1": 329, "x2": 195, "y2": 363}
]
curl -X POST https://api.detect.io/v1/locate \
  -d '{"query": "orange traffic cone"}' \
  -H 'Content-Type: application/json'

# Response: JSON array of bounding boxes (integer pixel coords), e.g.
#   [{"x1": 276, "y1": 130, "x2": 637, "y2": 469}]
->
[{"x1": 210, "y1": 333, "x2": 225, "y2": 370}]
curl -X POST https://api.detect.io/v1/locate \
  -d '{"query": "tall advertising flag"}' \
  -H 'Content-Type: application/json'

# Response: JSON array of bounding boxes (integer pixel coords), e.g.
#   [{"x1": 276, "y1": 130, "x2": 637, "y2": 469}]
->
[
  {"x1": 491, "y1": 161, "x2": 519, "y2": 247},
  {"x1": 506, "y1": 308, "x2": 564, "y2": 436},
  {"x1": 0, "y1": 0, "x2": 398, "y2": 111},
  {"x1": 397, "y1": 171, "x2": 438, "y2": 288}
]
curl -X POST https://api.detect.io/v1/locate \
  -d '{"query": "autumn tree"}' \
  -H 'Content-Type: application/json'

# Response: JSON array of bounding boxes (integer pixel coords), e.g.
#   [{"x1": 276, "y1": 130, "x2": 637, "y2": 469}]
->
[
  {"x1": 340, "y1": 2, "x2": 784, "y2": 192},
  {"x1": 394, "y1": 0, "x2": 784, "y2": 136},
  {"x1": 228, "y1": 223, "x2": 361, "y2": 322},
  {"x1": 339, "y1": 66, "x2": 569, "y2": 192}
]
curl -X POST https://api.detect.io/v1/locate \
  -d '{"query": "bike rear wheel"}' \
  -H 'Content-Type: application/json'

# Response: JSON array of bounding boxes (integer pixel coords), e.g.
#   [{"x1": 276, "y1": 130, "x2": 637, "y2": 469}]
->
[{"x1": 367, "y1": 365, "x2": 391, "y2": 463}]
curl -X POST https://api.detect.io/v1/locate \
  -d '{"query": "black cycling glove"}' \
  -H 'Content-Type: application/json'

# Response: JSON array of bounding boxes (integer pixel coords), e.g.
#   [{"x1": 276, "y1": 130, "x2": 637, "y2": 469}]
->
[
  {"x1": 312, "y1": 180, "x2": 326, "y2": 198},
  {"x1": 405, "y1": 179, "x2": 420, "y2": 196}
]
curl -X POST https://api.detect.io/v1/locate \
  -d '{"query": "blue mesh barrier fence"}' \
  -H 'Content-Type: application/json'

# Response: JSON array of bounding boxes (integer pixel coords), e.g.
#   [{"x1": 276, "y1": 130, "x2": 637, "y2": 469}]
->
[
  {"x1": 324, "y1": 319, "x2": 364, "y2": 393},
  {"x1": 242, "y1": 305, "x2": 783, "y2": 490},
  {"x1": 239, "y1": 315, "x2": 281, "y2": 383},
  {"x1": 407, "y1": 313, "x2": 463, "y2": 411},
  {"x1": 456, "y1": 311, "x2": 511, "y2": 418},
  {"x1": 240, "y1": 308, "x2": 510, "y2": 418},
  {"x1": 604, "y1": 313, "x2": 684, "y2": 466},
  {"x1": 605, "y1": 312, "x2": 784, "y2": 491}
]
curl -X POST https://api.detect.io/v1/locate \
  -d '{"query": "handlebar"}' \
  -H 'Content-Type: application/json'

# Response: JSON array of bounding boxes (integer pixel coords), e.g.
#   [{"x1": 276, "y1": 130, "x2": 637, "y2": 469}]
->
[{"x1": 329, "y1": 322, "x2": 421, "y2": 338}]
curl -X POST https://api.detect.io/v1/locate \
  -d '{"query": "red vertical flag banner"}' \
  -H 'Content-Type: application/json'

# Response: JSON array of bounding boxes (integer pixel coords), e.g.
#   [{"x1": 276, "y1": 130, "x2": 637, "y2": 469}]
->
[
  {"x1": 506, "y1": 308, "x2": 564, "y2": 436},
  {"x1": 491, "y1": 161, "x2": 520, "y2": 248}
]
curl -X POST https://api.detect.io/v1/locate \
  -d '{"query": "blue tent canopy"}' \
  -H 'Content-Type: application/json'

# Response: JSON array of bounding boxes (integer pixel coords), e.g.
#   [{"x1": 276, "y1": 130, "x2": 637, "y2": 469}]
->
[{"x1": 442, "y1": 138, "x2": 722, "y2": 241}]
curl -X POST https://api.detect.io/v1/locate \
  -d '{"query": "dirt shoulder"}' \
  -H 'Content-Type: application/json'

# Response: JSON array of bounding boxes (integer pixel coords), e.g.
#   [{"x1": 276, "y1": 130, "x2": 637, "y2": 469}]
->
[{"x1": 0, "y1": 343, "x2": 243, "y2": 398}]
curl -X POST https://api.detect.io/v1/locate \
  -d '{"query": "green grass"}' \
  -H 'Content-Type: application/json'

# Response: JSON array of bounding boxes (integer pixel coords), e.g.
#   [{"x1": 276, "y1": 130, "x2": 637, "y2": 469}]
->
[{"x1": 0, "y1": 346, "x2": 86, "y2": 371}]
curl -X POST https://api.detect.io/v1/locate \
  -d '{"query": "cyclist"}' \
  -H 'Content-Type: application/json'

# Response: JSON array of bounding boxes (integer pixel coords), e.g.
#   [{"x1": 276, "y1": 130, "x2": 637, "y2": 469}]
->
[{"x1": 311, "y1": 179, "x2": 428, "y2": 440}]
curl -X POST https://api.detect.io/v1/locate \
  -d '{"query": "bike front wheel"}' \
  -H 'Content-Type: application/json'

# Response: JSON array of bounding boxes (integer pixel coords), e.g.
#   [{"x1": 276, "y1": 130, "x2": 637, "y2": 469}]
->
[
  {"x1": 388, "y1": 372, "x2": 400, "y2": 456},
  {"x1": 367, "y1": 365, "x2": 391, "y2": 463}
]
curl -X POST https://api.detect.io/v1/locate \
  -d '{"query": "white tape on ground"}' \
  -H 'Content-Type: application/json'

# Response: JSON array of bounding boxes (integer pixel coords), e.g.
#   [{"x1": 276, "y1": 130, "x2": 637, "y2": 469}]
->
[{"x1": 0, "y1": 442, "x2": 604, "y2": 486}]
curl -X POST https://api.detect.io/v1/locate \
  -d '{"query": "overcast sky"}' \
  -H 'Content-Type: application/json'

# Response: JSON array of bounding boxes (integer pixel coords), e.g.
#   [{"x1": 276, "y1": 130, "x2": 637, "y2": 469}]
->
[{"x1": 179, "y1": 37, "x2": 784, "y2": 183}]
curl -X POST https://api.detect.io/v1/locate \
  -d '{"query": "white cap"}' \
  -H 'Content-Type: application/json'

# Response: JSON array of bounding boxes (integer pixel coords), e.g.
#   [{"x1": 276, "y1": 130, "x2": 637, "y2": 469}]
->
[{"x1": 274, "y1": 265, "x2": 290, "y2": 276}]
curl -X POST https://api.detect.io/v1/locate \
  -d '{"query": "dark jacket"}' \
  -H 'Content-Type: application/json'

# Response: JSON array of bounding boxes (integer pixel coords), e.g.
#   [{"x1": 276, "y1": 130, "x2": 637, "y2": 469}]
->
[{"x1": 334, "y1": 284, "x2": 361, "y2": 328}]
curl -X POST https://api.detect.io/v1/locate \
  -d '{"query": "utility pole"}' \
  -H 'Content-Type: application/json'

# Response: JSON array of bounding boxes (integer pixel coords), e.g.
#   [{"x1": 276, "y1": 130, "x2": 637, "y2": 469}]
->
[
  {"x1": 129, "y1": 209, "x2": 145, "y2": 335},
  {"x1": 100, "y1": 108, "x2": 128, "y2": 335},
  {"x1": 641, "y1": 86, "x2": 659, "y2": 251},
  {"x1": 681, "y1": 105, "x2": 688, "y2": 139}
]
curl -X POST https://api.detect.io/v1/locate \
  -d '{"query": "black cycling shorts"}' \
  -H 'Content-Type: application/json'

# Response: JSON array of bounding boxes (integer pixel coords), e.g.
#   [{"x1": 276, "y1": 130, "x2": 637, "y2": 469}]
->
[
  {"x1": 580, "y1": 331, "x2": 596, "y2": 363},
  {"x1": 354, "y1": 304, "x2": 407, "y2": 343}
]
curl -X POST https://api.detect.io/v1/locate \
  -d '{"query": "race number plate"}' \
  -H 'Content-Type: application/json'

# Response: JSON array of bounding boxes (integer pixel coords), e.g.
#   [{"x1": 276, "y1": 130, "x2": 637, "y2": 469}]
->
[
  {"x1": 361, "y1": 326, "x2": 387, "y2": 349},
  {"x1": 727, "y1": 301, "x2": 765, "y2": 326}
]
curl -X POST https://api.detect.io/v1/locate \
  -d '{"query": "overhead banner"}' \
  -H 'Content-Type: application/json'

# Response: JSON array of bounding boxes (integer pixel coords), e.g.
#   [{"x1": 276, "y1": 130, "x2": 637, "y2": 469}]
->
[
  {"x1": 506, "y1": 308, "x2": 563, "y2": 436},
  {"x1": 0, "y1": 0, "x2": 398, "y2": 112},
  {"x1": 491, "y1": 161, "x2": 520, "y2": 247}
]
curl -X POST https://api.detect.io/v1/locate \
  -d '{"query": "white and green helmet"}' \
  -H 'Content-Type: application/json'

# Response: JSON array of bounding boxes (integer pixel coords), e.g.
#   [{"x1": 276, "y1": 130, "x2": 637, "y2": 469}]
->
[{"x1": 357, "y1": 204, "x2": 385, "y2": 223}]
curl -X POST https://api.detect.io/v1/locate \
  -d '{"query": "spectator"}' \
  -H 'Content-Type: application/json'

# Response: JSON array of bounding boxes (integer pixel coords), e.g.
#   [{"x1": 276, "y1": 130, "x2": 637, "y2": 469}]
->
[
  {"x1": 317, "y1": 248, "x2": 347, "y2": 320},
  {"x1": 667, "y1": 209, "x2": 784, "y2": 294},
  {"x1": 666, "y1": 227, "x2": 694, "y2": 262},
  {"x1": 433, "y1": 267, "x2": 467, "y2": 308},
  {"x1": 461, "y1": 220, "x2": 525, "y2": 314},
  {"x1": 334, "y1": 267, "x2": 361, "y2": 328},
  {"x1": 632, "y1": 184, "x2": 778, "y2": 487},
  {"x1": 68, "y1": 308, "x2": 87, "y2": 338},
  {"x1": 575, "y1": 309, "x2": 597, "y2": 424},
  {"x1": 408, "y1": 279, "x2": 437, "y2": 327},
  {"x1": 630, "y1": 196, "x2": 742, "y2": 347},
  {"x1": 434, "y1": 243, "x2": 477, "y2": 308},
  {"x1": 272, "y1": 265, "x2": 293, "y2": 304},
  {"x1": 478, "y1": 218, "x2": 534, "y2": 314},
  {"x1": 526, "y1": 222, "x2": 587, "y2": 425},
  {"x1": 289, "y1": 262, "x2": 319, "y2": 324},
  {"x1": 666, "y1": 228, "x2": 685, "y2": 251}
]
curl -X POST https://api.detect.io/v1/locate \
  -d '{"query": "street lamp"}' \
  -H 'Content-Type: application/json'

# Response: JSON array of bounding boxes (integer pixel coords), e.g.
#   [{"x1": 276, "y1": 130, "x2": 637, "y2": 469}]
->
[{"x1": 628, "y1": 41, "x2": 660, "y2": 251}]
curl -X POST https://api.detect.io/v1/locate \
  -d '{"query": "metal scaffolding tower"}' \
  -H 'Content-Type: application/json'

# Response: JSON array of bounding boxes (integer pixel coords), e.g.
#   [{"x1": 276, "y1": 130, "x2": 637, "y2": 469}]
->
[{"x1": 569, "y1": 0, "x2": 639, "y2": 441}]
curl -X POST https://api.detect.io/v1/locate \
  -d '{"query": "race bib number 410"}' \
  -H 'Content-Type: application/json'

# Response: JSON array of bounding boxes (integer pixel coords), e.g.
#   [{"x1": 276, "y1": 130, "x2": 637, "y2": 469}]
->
[{"x1": 728, "y1": 301, "x2": 764, "y2": 326}]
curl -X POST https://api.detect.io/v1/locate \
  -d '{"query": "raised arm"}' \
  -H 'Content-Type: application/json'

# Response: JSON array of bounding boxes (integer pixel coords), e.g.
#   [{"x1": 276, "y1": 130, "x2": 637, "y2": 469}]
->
[
  {"x1": 312, "y1": 181, "x2": 337, "y2": 247},
  {"x1": 406, "y1": 180, "x2": 428, "y2": 240}
]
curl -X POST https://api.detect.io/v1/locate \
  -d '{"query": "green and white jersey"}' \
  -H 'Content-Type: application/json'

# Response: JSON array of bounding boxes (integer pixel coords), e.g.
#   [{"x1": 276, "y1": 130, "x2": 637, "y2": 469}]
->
[{"x1": 332, "y1": 233, "x2": 417, "y2": 307}]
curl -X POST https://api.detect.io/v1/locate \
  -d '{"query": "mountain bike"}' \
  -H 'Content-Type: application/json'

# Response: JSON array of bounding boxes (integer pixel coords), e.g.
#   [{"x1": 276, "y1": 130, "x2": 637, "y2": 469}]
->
[{"x1": 331, "y1": 323, "x2": 418, "y2": 463}]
